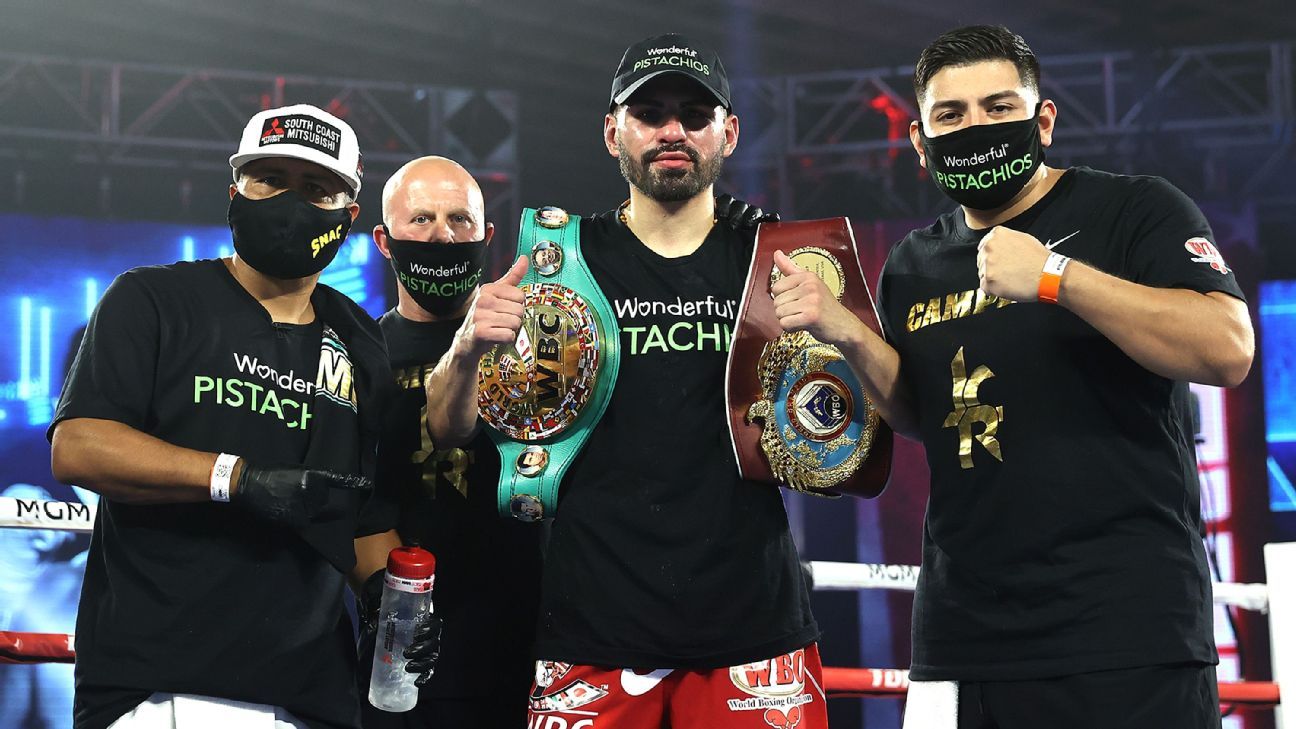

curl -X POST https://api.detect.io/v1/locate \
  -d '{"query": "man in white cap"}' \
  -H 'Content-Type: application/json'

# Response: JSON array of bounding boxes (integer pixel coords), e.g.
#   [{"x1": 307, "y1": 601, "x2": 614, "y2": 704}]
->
[{"x1": 48, "y1": 103, "x2": 425, "y2": 729}]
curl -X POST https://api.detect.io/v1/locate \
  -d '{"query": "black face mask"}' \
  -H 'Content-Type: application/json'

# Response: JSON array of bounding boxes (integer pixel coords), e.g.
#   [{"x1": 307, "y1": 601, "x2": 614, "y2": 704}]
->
[
  {"x1": 384, "y1": 226, "x2": 488, "y2": 317},
  {"x1": 228, "y1": 191, "x2": 353, "y2": 279},
  {"x1": 919, "y1": 114, "x2": 1044, "y2": 210}
]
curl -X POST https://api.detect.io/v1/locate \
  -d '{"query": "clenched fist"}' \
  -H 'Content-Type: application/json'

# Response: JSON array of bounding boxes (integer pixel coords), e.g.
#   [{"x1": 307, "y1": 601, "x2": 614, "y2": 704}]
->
[{"x1": 976, "y1": 226, "x2": 1052, "y2": 302}]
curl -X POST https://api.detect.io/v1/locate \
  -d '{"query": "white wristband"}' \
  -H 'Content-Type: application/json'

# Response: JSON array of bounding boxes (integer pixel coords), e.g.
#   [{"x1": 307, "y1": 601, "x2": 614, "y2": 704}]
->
[
  {"x1": 1043, "y1": 252, "x2": 1071, "y2": 277},
  {"x1": 210, "y1": 453, "x2": 239, "y2": 503},
  {"x1": 1038, "y1": 252, "x2": 1072, "y2": 304}
]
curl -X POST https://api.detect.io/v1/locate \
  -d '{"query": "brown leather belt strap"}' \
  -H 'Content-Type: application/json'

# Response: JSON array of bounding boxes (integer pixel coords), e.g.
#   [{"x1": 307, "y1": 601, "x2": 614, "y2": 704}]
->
[{"x1": 726, "y1": 217, "x2": 893, "y2": 498}]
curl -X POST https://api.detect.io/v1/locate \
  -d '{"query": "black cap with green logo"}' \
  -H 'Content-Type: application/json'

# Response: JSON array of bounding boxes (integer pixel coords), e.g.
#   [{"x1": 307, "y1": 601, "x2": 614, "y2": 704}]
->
[{"x1": 609, "y1": 33, "x2": 731, "y2": 111}]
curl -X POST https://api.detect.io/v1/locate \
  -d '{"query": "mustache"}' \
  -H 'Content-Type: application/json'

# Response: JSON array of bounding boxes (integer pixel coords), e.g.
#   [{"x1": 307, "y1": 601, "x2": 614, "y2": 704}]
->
[{"x1": 642, "y1": 144, "x2": 700, "y2": 166}]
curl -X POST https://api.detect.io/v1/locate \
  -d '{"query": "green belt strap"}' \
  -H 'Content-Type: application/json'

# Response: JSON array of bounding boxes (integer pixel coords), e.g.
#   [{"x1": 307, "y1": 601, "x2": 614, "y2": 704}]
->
[{"x1": 483, "y1": 207, "x2": 620, "y2": 521}]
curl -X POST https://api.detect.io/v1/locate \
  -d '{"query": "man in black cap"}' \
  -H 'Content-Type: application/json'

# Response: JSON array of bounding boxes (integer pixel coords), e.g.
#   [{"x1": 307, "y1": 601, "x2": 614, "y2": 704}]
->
[{"x1": 423, "y1": 34, "x2": 827, "y2": 729}]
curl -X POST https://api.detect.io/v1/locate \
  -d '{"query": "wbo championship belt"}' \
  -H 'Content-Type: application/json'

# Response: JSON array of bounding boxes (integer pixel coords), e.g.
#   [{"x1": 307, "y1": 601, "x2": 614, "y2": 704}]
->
[
  {"x1": 725, "y1": 218, "x2": 892, "y2": 498},
  {"x1": 478, "y1": 207, "x2": 620, "y2": 521}
]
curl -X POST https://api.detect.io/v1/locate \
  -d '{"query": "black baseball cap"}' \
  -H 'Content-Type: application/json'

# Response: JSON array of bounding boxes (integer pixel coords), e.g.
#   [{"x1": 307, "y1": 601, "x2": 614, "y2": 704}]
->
[{"x1": 609, "y1": 33, "x2": 731, "y2": 110}]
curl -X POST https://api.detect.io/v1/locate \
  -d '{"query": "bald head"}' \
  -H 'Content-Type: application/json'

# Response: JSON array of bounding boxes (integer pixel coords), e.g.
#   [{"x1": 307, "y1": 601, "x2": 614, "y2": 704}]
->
[{"x1": 380, "y1": 156, "x2": 488, "y2": 243}]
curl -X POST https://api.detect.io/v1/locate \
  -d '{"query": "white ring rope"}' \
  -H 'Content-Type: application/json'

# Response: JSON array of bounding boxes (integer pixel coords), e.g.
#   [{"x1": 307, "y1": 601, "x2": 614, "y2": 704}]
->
[
  {"x1": 0, "y1": 497, "x2": 1276, "y2": 613},
  {"x1": 0, "y1": 498, "x2": 1292, "y2": 724},
  {"x1": 804, "y1": 560, "x2": 1272, "y2": 613},
  {"x1": 0, "y1": 496, "x2": 95, "y2": 533}
]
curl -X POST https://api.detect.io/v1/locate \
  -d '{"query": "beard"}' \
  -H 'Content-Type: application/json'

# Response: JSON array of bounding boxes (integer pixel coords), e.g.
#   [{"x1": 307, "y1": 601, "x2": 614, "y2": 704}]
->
[{"x1": 617, "y1": 137, "x2": 725, "y2": 203}]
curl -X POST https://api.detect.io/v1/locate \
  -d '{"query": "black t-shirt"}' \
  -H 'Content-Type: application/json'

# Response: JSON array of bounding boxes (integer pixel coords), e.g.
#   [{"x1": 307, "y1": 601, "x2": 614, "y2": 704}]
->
[
  {"x1": 877, "y1": 168, "x2": 1243, "y2": 681},
  {"x1": 371, "y1": 309, "x2": 541, "y2": 702},
  {"x1": 50, "y1": 259, "x2": 395, "y2": 729},
  {"x1": 534, "y1": 211, "x2": 818, "y2": 669}
]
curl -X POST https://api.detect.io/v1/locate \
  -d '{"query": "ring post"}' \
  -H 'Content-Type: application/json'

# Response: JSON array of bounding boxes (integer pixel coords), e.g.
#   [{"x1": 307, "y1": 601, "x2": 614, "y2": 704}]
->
[{"x1": 1266, "y1": 542, "x2": 1294, "y2": 728}]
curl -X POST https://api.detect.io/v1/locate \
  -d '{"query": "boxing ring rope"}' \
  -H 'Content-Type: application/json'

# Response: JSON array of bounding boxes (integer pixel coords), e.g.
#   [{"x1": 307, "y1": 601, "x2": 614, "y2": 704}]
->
[
  {"x1": 803, "y1": 559, "x2": 1274, "y2": 612},
  {"x1": 0, "y1": 631, "x2": 75, "y2": 665},
  {"x1": 804, "y1": 545, "x2": 1295, "y2": 725},
  {"x1": 2, "y1": 497, "x2": 1292, "y2": 725},
  {"x1": 0, "y1": 496, "x2": 95, "y2": 533},
  {"x1": 817, "y1": 667, "x2": 1282, "y2": 706}
]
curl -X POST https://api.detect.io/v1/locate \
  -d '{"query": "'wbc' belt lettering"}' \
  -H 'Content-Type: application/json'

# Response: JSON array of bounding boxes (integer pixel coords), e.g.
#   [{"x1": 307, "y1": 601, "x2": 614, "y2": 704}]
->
[{"x1": 478, "y1": 207, "x2": 620, "y2": 521}]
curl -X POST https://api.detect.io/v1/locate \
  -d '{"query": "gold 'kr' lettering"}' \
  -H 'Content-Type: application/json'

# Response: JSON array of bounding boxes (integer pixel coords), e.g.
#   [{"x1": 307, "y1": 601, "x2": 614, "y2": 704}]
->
[
  {"x1": 412, "y1": 403, "x2": 471, "y2": 499},
  {"x1": 941, "y1": 347, "x2": 1004, "y2": 469}
]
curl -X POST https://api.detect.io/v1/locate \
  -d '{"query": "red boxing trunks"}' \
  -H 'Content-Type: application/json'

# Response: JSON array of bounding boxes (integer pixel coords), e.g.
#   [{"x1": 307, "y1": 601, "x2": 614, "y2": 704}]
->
[{"x1": 526, "y1": 644, "x2": 828, "y2": 729}]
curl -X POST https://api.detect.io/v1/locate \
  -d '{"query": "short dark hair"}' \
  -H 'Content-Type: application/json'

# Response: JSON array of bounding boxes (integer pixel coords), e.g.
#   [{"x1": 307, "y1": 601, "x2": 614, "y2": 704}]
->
[{"x1": 913, "y1": 25, "x2": 1040, "y2": 103}]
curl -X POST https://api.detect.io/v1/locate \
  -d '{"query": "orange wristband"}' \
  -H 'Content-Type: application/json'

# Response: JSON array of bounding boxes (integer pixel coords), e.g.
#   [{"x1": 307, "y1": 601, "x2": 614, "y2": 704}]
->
[{"x1": 1038, "y1": 253, "x2": 1071, "y2": 304}]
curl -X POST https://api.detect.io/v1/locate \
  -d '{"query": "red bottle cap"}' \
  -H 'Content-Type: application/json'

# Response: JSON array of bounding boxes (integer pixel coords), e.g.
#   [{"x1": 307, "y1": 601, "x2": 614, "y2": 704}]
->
[{"x1": 386, "y1": 546, "x2": 436, "y2": 580}]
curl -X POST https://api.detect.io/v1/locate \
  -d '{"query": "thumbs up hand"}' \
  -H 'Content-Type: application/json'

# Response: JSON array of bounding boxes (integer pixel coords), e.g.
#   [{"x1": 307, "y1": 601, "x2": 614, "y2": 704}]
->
[
  {"x1": 453, "y1": 256, "x2": 529, "y2": 360},
  {"x1": 770, "y1": 250, "x2": 864, "y2": 347}
]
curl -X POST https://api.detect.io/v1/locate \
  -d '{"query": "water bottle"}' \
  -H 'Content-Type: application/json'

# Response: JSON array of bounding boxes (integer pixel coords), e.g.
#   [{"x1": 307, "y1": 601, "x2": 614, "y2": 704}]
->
[{"x1": 368, "y1": 546, "x2": 436, "y2": 712}]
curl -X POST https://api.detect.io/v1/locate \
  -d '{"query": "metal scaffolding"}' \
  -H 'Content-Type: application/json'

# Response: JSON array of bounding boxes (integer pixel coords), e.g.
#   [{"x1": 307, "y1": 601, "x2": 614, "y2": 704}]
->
[
  {"x1": 1, "y1": 41, "x2": 1292, "y2": 227},
  {"x1": 0, "y1": 52, "x2": 519, "y2": 235},
  {"x1": 725, "y1": 40, "x2": 1296, "y2": 222}
]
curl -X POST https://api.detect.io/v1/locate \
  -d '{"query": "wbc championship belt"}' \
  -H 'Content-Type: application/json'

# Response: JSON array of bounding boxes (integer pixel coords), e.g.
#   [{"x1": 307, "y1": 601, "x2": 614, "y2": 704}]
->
[
  {"x1": 478, "y1": 207, "x2": 620, "y2": 521},
  {"x1": 725, "y1": 218, "x2": 892, "y2": 498}
]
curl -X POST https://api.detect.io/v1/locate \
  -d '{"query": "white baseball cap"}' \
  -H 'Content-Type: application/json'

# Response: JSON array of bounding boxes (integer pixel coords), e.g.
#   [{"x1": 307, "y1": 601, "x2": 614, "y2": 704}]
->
[{"x1": 229, "y1": 104, "x2": 363, "y2": 195}]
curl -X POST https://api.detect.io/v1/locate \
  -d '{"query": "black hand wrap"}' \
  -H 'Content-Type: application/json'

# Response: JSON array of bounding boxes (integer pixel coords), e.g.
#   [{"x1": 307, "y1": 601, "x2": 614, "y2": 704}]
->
[
  {"x1": 358, "y1": 568, "x2": 385, "y2": 639},
  {"x1": 404, "y1": 613, "x2": 444, "y2": 687},
  {"x1": 232, "y1": 463, "x2": 372, "y2": 528},
  {"x1": 358, "y1": 569, "x2": 444, "y2": 688},
  {"x1": 715, "y1": 193, "x2": 781, "y2": 231}
]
